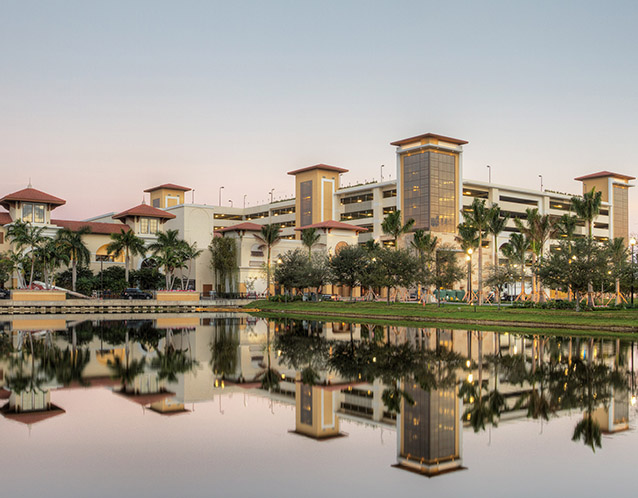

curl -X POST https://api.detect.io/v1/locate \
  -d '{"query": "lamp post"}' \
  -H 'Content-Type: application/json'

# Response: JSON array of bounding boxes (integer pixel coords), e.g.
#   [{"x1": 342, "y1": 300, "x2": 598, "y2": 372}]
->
[
  {"x1": 631, "y1": 237, "x2": 636, "y2": 306},
  {"x1": 269, "y1": 189, "x2": 275, "y2": 223},
  {"x1": 228, "y1": 200, "x2": 233, "y2": 208},
  {"x1": 380, "y1": 164, "x2": 384, "y2": 182},
  {"x1": 243, "y1": 194, "x2": 247, "y2": 208},
  {"x1": 538, "y1": 175, "x2": 543, "y2": 192},
  {"x1": 487, "y1": 165, "x2": 491, "y2": 184},
  {"x1": 467, "y1": 248, "x2": 473, "y2": 304},
  {"x1": 218, "y1": 186, "x2": 224, "y2": 206}
]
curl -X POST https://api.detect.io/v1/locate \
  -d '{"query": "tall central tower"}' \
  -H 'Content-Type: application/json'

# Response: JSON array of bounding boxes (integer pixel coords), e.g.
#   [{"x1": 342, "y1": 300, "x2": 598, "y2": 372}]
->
[{"x1": 391, "y1": 133, "x2": 467, "y2": 233}]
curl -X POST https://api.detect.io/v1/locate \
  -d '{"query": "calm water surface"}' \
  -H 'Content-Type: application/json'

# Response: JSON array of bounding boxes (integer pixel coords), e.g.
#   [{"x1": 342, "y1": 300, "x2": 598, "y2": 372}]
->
[{"x1": 1, "y1": 314, "x2": 636, "y2": 497}]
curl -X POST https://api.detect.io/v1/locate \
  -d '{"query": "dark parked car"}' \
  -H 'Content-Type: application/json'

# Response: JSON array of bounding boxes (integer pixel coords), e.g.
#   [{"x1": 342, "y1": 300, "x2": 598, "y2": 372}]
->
[
  {"x1": 122, "y1": 288, "x2": 153, "y2": 300},
  {"x1": 0, "y1": 288, "x2": 10, "y2": 300}
]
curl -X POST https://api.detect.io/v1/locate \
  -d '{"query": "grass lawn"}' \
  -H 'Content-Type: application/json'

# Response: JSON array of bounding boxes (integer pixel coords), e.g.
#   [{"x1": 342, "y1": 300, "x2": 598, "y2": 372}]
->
[{"x1": 247, "y1": 300, "x2": 638, "y2": 332}]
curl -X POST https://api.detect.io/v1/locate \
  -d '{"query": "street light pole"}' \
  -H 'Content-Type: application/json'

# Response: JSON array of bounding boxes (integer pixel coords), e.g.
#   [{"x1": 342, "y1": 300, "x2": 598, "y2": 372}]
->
[
  {"x1": 467, "y1": 248, "x2": 473, "y2": 304},
  {"x1": 538, "y1": 175, "x2": 543, "y2": 192},
  {"x1": 269, "y1": 189, "x2": 275, "y2": 223},
  {"x1": 380, "y1": 164, "x2": 384, "y2": 182},
  {"x1": 487, "y1": 165, "x2": 491, "y2": 184},
  {"x1": 228, "y1": 200, "x2": 233, "y2": 208},
  {"x1": 631, "y1": 237, "x2": 636, "y2": 306},
  {"x1": 243, "y1": 194, "x2": 247, "y2": 208},
  {"x1": 219, "y1": 186, "x2": 224, "y2": 206}
]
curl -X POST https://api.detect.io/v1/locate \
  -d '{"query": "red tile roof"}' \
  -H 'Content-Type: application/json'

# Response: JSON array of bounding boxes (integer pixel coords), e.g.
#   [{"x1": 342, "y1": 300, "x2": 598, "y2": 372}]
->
[
  {"x1": 113, "y1": 203, "x2": 176, "y2": 220},
  {"x1": 390, "y1": 133, "x2": 468, "y2": 147},
  {"x1": 287, "y1": 164, "x2": 349, "y2": 175},
  {"x1": 295, "y1": 220, "x2": 368, "y2": 232},
  {"x1": 0, "y1": 211, "x2": 12, "y2": 225},
  {"x1": 0, "y1": 187, "x2": 66, "y2": 210},
  {"x1": 574, "y1": 171, "x2": 636, "y2": 181},
  {"x1": 114, "y1": 390, "x2": 176, "y2": 406},
  {"x1": 144, "y1": 183, "x2": 191, "y2": 193},
  {"x1": 216, "y1": 222, "x2": 264, "y2": 233},
  {"x1": 52, "y1": 219, "x2": 130, "y2": 235}
]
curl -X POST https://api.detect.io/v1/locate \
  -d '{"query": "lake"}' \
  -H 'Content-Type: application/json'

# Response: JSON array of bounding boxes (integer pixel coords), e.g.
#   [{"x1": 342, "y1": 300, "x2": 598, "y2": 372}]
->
[{"x1": 0, "y1": 314, "x2": 635, "y2": 497}]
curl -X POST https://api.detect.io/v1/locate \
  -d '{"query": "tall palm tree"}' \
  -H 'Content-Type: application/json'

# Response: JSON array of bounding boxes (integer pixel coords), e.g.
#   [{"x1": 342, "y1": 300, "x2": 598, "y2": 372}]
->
[
  {"x1": 36, "y1": 237, "x2": 69, "y2": 288},
  {"x1": 300, "y1": 227, "x2": 320, "y2": 260},
  {"x1": 461, "y1": 199, "x2": 492, "y2": 305},
  {"x1": 501, "y1": 233, "x2": 530, "y2": 299},
  {"x1": 254, "y1": 224, "x2": 281, "y2": 297},
  {"x1": 514, "y1": 208, "x2": 555, "y2": 302},
  {"x1": 555, "y1": 213, "x2": 578, "y2": 240},
  {"x1": 571, "y1": 188, "x2": 603, "y2": 306},
  {"x1": 56, "y1": 226, "x2": 92, "y2": 292},
  {"x1": 6, "y1": 219, "x2": 46, "y2": 288},
  {"x1": 607, "y1": 237, "x2": 627, "y2": 305},
  {"x1": 487, "y1": 204, "x2": 510, "y2": 267},
  {"x1": 148, "y1": 229, "x2": 184, "y2": 290},
  {"x1": 106, "y1": 229, "x2": 147, "y2": 284},
  {"x1": 381, "y1": 210, "x2": 414, "y2": 249},
  {"x1": 571, "y1": 187, "x2": 603, "y2": 238},
  {"x1": 411, "y1": 229, "x2": 438, "y2": 300},
  {"x1": 455, "y1": 222, "x2": 479, "y2": 301},
  {"x1": 179, "y1": 241, "x2": 203, "y2": 290}
]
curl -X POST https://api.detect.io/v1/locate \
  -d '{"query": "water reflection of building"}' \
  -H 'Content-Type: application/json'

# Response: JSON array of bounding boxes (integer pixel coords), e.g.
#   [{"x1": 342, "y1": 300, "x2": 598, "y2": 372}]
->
[
  {"x1": 592, "y1": 386, "x2": 629, "y2": 434},
  {"x1": 294, "y1": 383, "x2": 342, "y2": 439}
]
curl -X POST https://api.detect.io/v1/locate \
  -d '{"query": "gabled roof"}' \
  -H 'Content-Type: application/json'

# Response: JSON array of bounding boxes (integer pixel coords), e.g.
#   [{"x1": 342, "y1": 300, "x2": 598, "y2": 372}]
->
[
  {"x1": 295, "y1": 220, "x2": 368, "y2": 232},
  {"x1": 51, "y1": 219, "x2": 130, "y2": 235},
  {"x1": 574, "y1": 171, "x2": 636, "y2": 181},
  {"x1": 390, "y1": 133, "x2": 468, "y2": 147},
  {"x1": 0, "y1": 187, "x2": 66, "y2": 210},
  {"x1": 216, "y1": 222, "x2": 263, "y2": 233},
  {"x1": 287, "y1": 164, "x2": 349, "y2": 175},
  {"x1": 144, "y1": 183, "x2": 191, "y2": 193},
  {"x1": 0, "y1": 211, "x2": 12, "y2": 225},
  {"x1": 113, "y1": 204, "x2": 176, "y2": 220}
]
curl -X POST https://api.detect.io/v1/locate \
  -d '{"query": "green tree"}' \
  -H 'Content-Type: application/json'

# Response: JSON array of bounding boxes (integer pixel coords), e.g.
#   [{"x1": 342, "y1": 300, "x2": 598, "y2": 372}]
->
[
  {"x1": 274, "y1": 249, "x2": 309, "y2": 295},
  {"x1": 429, "y1": 247, "x2": 464, "y2": 306},
  {"x1": 6, "y1": 219, "x2": 46, "y2": 288},
  {"x1": 410, "y1": 229, "x2": 438, "y2": 299},
  {"x1": 461, "y1": 198, "x2": 493, "y2": 305},
  {"x1": 381, "y1": 210, "x2": 415, "y2": 249},
  {"x1": 179, "y1": 241, "x2": 203, "y2": 290},
  {"x1": 254, "y1": 224, "x2": 281, "y2": 297},
  {"x1": 148, "y1": 229, "x2": 184, "y2": 290},
  {"x1": 501, "y1": 233, "x2": 530, "y2": 299},
  {"x1": 487, "y1": 204, "x2": 510, "y2": 266},
  {"x1": 329, "y1": 244, "x2": 367, "y2": 298},
  {"x1": 300, "y1": 227, "x2": 321, "y2": 260},
  {"x1": 56, "y1": 226, "x2": 92, "y2": 292},
  {"x1": 377, "y1": 247, "x2": 418, "y2": 302},
  {"x1": 36, "y1": 237, "x2": 69, "y2": 288},
  {"x1": 106, "y1": 229, "x2": 147, "y2": 284},
  {"x1": 606, "y1": 237, "x2": 628, "y2": 305},
  {"x1": 209, "y1": 236, "x2": 238, "y2": 293},
  {"x1": 485, "y1": 263, "x2": 516, "y2": 309}
]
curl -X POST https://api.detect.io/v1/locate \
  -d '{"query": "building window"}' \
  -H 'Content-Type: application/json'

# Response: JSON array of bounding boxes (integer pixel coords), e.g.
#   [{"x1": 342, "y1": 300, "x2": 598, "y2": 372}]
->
[
  {"x1": 22, "y1": 203, "x2": 46, "y2": 223},
  {"x1": 403, "y1": 151, "x2": 456, "y2": 232},
  {"x1": 272, "y1": 206, "x2": 295, "y2": 216},
  {"x1": 340, "y1": 209, "x2": 373, "y2": 221},
  {"x1": 383, "y1": 206, "x2": 396, "y2": 215},
  {"x1": 245, "y1": 211, "x2": 268, "y2": 220},
  {"x1": 300, "y1": 180, "x2": 313, "y2": 226},
  {"x1": 613, "y1": 185, "x2": 628, "y2": 242},
  {"x1": 139, "y1": 217, "x2": 159, "y2": 234},
  {"x1": 383, "y1": 189, "x2": 397, "y2": 198},
  {"x1": 499, "y1": 195, "x2": 538, "y2": 206},
  {"x1": 341, "y1": 193, "x2": 373, "y2": 205},
  {"x1": 152, "y1": 199, "x2": 160, "y2": 208}
]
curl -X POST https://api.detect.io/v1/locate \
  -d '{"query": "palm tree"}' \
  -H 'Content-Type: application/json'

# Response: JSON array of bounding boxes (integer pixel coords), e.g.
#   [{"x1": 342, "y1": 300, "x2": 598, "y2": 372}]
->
[
  {"x1": 37, "y1": 237, "x2": 69, "y2": 288},
  {"x1": 571, "y1": 188, "x2": 603, "y2": 306},
  {"x1": 514, "y1": 208, "x2": 555, "y2": 302},
  {"x1": 381, "y1": 210, "x2": 414, "y2": 249},
  {"x1": 607, "y1": 237, "x2": 628, "y2": 305},
  {"x1": 179, "y1": 241, "x2": 203, "y2": 290},
  {"x1": 455, "y1": 222, "x2": 478, "y2": 302},
  {"x1": 461, "y1": 199, "x2": 492, "y2": 305},
  {"x1": 56, "y1": 226, "x2": 92, "y2": 292},
  {"x1": 148, "y1": 229, "x2": 184, "y2": 290},
  {"x1": 106, "y1": 229, "x2": 146, "y2": 284},
  {"x1": 501, "y1": 233, "x2": 530, "y2": 299},
  {"x1": 6, "y1": 219, "x2": 46, "y2": 288},
  {"x1": 410, "y1": 229, "x2": 438, "y2": 300},
  {"x1": 254, "y1": 224, "x2": 281, "y2": 297},
  {"x1": 555, "y1": 213, "x2": 578, "y2": 240},
  {"x1": 487, "y1": 204, "x2": 510, "y2": 267},
  {"x1": 300, "y1": 227, "x2": 320, "y2": 260}
]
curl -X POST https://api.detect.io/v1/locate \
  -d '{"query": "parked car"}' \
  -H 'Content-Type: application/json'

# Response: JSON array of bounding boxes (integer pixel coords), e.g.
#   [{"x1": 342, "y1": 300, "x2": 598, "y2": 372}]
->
[
  {"x1": 0, "y1": 288, "x2": 10, "y2": 300},
  {"x1": 122, "y1": 288, "x2": 153, "y2": 300},
  {"x1": 320, "y1": 294, "x2": 336, "y2": 301}
]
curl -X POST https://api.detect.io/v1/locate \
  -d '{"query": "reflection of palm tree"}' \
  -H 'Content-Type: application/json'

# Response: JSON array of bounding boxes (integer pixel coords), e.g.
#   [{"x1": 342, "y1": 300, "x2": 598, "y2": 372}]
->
[
  {"x1": 210, "y1": 323, "x2": 239, "y2": 380},
  {"x1": 107, "y1": 356, "x2": 147, "y2": 391},
  {"x1": 255, "y1": 323, "x2": 279, "y2": 391}
]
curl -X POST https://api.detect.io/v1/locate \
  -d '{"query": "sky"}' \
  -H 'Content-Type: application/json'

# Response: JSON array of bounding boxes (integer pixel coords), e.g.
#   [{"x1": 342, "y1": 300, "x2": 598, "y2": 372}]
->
[{"x1": 1, "y1": 0, "x2": 637, "y2": 233}]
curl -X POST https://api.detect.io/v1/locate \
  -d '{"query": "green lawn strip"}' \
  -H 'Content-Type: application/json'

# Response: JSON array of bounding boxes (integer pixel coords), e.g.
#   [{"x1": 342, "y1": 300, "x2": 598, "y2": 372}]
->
[
  {"x1": 251, "y1": 310, "x2": 638, "y2": 340},
  {"x1": 246, "y1": 301, "x2": 638, "y2": 331}
]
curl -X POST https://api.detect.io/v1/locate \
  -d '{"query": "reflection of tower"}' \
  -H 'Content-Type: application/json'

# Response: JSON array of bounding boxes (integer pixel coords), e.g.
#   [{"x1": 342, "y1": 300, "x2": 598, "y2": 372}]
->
[
  {"x1": 294, "y1": 383, "x2": 343, "y2": 439},
  {"x1": 395, "y1": 382, "x2": 464, "y2": 477}
]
